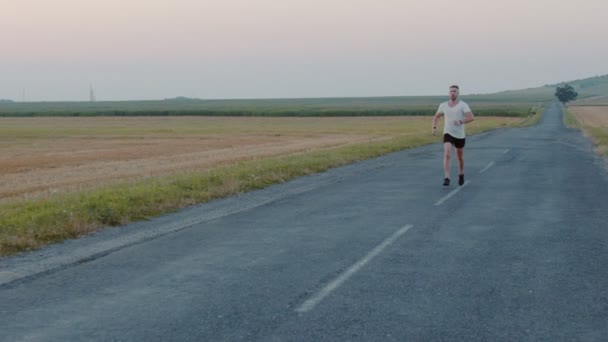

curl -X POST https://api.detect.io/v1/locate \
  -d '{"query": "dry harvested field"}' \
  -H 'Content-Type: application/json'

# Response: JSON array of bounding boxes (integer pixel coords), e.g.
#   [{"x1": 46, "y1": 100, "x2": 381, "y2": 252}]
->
[
  {"x1": 1, "y1": 116, "x2": 522, "y2": 203},
  {"x1": 568, "y1": 106, "x2": 608, "y2": 156},
  {"x1": 568, "y1": 106, "x2": 608, "y2": 127}
]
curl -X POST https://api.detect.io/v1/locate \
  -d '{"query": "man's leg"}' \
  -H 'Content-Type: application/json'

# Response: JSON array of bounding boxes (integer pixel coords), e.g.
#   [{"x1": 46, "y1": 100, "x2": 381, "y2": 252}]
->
[
  {"x1": 456, "y1": 147, "x2": 464, "y2": 175},
  {"x1": 443, "y1": 142, "x2": 452, "y2": 180},
  {"x1": 456, "y1": 147, "x2": 465, "y2": 185}
]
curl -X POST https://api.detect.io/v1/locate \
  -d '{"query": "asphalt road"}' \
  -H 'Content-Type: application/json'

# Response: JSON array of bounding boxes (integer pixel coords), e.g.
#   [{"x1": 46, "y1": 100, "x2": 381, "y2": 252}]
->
[{"x1": 1, "y1": 103, "x2": 607, "y2": 341}]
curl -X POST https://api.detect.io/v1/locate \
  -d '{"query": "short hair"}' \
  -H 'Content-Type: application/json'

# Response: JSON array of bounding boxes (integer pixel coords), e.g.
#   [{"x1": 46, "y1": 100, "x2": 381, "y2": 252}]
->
[{"x1": 450, "y1": 85, "x2": 459, "y2": 90}]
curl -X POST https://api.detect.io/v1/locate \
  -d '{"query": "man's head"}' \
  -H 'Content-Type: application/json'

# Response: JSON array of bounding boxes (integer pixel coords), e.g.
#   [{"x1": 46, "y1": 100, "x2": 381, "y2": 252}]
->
[{"x1": 449, "y1": 85, "x2": 459, "y2": 101}]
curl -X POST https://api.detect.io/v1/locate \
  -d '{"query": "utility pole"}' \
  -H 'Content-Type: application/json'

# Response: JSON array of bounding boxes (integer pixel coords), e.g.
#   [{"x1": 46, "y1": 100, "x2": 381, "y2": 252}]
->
[{"x1": 90, "y1": 84, "x2": 96, "y2": 102}]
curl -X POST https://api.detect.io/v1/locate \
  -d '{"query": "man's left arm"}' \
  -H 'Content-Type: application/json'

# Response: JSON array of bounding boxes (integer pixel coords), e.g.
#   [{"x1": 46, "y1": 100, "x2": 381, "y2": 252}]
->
[{"x1": 462, "y1": 111, "x2": 475, "y2": 124}]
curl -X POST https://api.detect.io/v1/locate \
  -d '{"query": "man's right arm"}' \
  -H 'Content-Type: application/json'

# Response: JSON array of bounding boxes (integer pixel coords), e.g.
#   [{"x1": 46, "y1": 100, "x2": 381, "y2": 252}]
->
[{"x1": 432, "y1": 112, "x2": 443, "y2": 135}]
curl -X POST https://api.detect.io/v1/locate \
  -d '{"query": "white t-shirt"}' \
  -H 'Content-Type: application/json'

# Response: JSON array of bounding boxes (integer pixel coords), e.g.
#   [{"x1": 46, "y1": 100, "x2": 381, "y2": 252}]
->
[{"x1": 437, "y1": 100, "x2": 471, "y2": 139}]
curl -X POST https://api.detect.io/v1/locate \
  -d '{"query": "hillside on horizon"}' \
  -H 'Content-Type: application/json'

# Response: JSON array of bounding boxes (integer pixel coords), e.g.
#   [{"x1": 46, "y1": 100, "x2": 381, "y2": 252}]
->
[{"x1": 474, "y1": 74, "x2": 608, "y2": 103}]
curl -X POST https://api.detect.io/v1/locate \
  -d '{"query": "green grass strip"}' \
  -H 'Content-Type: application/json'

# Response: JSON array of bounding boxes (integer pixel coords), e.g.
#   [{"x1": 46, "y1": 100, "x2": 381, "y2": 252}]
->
[{"x1": 563, "y1": 108, "x2": 581, "y2": 129}]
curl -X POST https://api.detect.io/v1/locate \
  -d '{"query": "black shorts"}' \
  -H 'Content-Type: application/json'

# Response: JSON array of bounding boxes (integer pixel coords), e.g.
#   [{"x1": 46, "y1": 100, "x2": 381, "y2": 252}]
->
[{"x1": 443, "y1": 133, "x2": 466, "y2": 148}]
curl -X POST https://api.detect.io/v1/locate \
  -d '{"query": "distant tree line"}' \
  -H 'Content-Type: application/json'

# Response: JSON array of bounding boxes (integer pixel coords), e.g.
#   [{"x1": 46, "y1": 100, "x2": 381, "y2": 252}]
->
[
  {"x1": 163, "y1": 96, "x2": 204, "y2": 102},
  {"x1": 0, "y1": 106, "x2": 534, "y2": 118}
]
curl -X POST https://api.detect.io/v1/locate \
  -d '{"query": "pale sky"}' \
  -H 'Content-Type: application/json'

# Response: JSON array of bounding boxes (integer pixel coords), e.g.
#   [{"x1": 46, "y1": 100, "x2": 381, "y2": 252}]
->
[{"x1": 2, "y1": 0, "x2": 607, "y2": 101}]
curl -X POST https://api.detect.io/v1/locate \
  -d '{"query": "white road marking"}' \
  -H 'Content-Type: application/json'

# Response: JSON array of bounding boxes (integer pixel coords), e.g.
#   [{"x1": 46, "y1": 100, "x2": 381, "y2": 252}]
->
[
  {"x1": 434, "y1": 181, "x2": 471, "y2": 206},
  {"x1": 503, "y1": 149, "x2": 510, "y2": 154},
  {"x1": 295, "y1": 224, "x2": 414, "y2": 313},
  {"x1": 479, "y1": 161, "x2": 495, "y2": 174}
]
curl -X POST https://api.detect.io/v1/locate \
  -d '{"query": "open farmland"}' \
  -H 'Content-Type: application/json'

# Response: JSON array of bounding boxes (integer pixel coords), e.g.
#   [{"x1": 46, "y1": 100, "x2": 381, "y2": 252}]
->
[
  {"x1": 0, "y1": 97, "x2": 537, "y2": 117},
  {"x1": 1, "y1": 115, "x2": 529, "y2": 202},
  {"x1": 0, "y1": 112, "x2": 536, "y2": 255},
  {"x1": 0, "y1": 116, "x2": 405, "y2": 202}
]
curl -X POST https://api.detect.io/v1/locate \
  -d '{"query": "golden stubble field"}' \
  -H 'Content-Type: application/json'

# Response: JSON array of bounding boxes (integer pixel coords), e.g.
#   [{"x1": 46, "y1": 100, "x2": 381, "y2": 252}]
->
[
  {"x1": 568, "y1": 106, "x2": 608, "y2": 127},
  {"x1": 568, "y1": 106, "x2": 608, "y2": 156},
  {"x1": 0, "y1": 115, "x2": 521, "y2": 203}
]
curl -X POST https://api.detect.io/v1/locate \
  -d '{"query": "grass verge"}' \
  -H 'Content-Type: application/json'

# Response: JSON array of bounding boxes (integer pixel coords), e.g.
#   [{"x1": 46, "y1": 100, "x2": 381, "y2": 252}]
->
[
  {"x1": 563, "y1": 107, "x2": 581, "y2": 129},
  {"x1": 587, "y1": 127, "x2": 608, "y2": 157},
  {"x1": 521, "y1": 104, "x2": 544, "y2": 126}
]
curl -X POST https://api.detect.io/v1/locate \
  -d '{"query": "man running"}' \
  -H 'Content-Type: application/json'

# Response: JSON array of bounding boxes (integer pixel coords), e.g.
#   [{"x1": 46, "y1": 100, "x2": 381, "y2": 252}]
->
[{"x1": 432, "y1": 85, "x2": 475, "y2": 186}]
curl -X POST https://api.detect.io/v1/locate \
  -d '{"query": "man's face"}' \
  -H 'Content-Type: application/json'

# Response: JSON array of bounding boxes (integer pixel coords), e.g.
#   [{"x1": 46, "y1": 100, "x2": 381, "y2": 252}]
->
[{"x1": 449, "y1": 87, "x2": 459, "y2": 100}]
